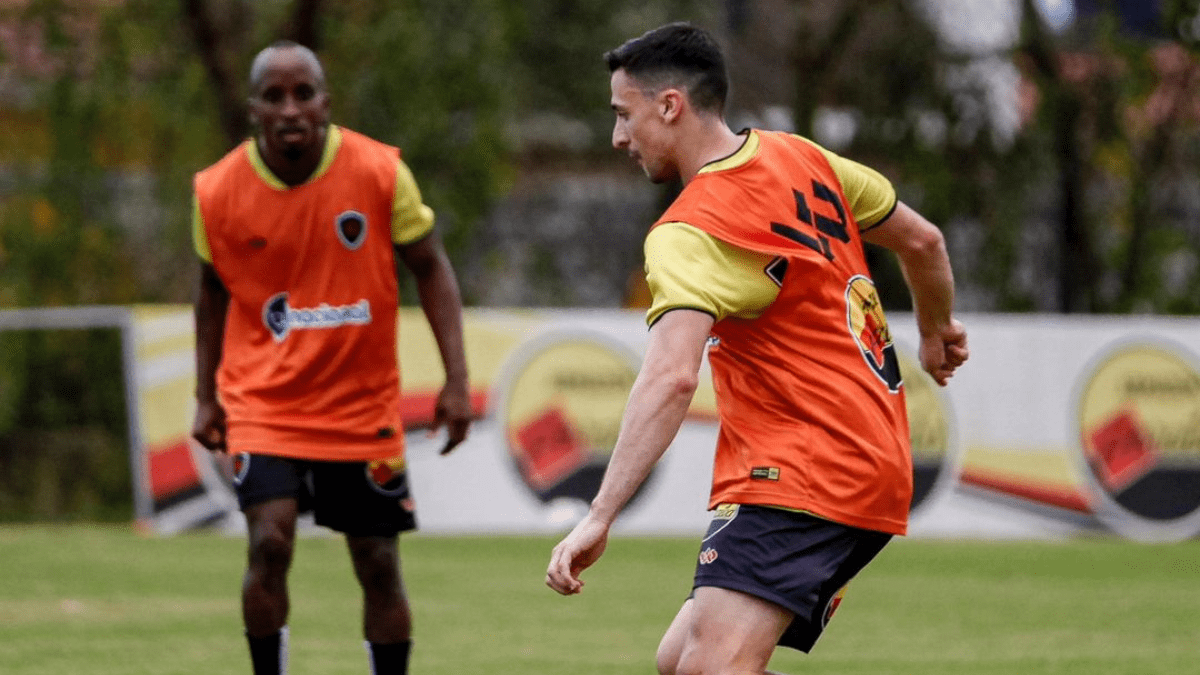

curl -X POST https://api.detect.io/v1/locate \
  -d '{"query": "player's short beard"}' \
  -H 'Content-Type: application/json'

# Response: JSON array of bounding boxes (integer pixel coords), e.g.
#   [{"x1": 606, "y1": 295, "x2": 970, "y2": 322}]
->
[{"x1": 283, "y1": 122, "x2": 328, "y2": 162}]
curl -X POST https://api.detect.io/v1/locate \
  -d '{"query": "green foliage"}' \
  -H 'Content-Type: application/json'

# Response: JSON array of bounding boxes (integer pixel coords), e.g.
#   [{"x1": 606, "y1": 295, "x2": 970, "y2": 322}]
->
[
  {"x1": 777, "y1": 1, "x2": 1200, "y2": 314},
  {"x1": 0, "y1": 330, "x2": 132, "y2": 522},
  {"x1": 0, "y1": 2, "x2": 142, "y2": 306},
  {"x1": 500, "y1": 0, "x2": 713, "y2": 154},
  {"x1": 4, "y1": 0, "x2": 1199, "y2": 314},
  {"x1": 0, "y1": 332, "x2": 26, "y2": 436},
  {"x1": 321, "y1": 0, "x2": 514, "y2": 258}
]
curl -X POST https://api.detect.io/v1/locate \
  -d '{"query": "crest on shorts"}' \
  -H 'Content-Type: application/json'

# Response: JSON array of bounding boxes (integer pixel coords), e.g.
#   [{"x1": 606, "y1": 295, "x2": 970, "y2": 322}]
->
[
  {"x1": 702, "y1": 504, "x2": 739, "y2": 543},
  {"x1": 822, "y1": 586, "x2": 848, "y2": 627},
  {"x1": 231, "y1": 453, "x2": 251, "y2": 486},
  {"x1": 366, "y1": 455, "x2": 407, "y2": 496},
  {"x1": 336, "y1": 210, "x2": 367, "y2": 250}
]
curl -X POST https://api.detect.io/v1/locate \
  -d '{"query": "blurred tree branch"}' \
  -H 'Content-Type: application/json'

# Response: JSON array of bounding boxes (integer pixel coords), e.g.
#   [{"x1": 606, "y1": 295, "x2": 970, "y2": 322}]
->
[
  {"x1": 181, "y1": 0, "x2": 247, "y2": 149},
  {"x1": 283, "y1": 0, "x2": 324, "y2": 49},
  {"x1": 789, "y1": 0, "x2": 865, "y2": 134},
  {"x1": 1120, "y1": 38, "x2": 1200, "y2": 309},
  {"x1": 1018, "y1": 0, "x2": 1095, "y2": 312}
]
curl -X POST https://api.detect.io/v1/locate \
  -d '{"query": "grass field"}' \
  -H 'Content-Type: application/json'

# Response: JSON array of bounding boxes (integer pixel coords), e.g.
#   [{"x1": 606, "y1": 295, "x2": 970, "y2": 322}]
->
[{"x1": 1, "y1": 525, "x2": 1197, "y2": 674}]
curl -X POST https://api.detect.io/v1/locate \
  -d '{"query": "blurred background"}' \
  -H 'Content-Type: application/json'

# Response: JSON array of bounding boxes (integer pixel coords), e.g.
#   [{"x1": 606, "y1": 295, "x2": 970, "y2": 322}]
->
[{"x1": 1, "y1": 0, "x2": 1199, "y2": 524}]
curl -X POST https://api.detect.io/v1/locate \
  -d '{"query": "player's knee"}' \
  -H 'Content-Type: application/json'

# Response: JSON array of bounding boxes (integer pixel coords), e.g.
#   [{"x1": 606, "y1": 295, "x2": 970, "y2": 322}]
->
[
  {"x1": 655, "y1": 653, "x2": 678, "y2": 675},
  {"x1": 350, "y1": 541, "x2": 402, "y2": 596},
  {"x1": 672, "y1": 660, "x2": 704, "y2": 675},
  {"x1": 673, "y1": 644, "x2": 704, "y2": 675},
  {"x1": 249, "y1": 530, "x2": 294, "y2": 577},
  {"x1": 673, "y1": 648, "x2": 741, "y2": 675},
  {"x1": 359, "y1": 565, "x2": 402, "y2": 600},
  {"x1": 656, "y1": 636, "x2": 683, "y2": 675}
]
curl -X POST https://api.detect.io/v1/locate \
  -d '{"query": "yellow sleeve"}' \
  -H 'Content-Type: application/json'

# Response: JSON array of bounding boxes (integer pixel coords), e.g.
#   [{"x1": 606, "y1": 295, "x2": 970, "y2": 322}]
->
[
  {"x1": 391, "y1": 160, "x2": 436, "y2": 245},
  {"x1": 192, "y1": 192, "x2": 212, "y2": 263},
  {"x1": 797, "y1": 136, "x2": 897, "y2": 230},
  {"x1": 644, "y1": 222, "x2": 781, "y2": 327}
]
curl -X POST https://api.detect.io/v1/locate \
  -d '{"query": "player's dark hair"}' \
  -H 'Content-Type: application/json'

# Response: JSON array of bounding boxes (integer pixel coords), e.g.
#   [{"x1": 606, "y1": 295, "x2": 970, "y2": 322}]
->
[{"x1": 603, "y1": 22, "x2": 728, "y2": 114}]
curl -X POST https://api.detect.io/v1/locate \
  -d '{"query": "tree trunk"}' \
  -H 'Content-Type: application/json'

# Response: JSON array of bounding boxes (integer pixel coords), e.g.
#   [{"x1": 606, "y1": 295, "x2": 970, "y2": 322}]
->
[{"x1": 181, "y1": 0, "x2": 248, "y2": 149}]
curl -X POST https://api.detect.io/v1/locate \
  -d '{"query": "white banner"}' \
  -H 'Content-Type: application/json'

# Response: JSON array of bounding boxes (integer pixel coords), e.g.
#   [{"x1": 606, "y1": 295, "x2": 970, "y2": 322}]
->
[{"x1": 122, "y1": 306, "x2": 1200, "y2": 541}]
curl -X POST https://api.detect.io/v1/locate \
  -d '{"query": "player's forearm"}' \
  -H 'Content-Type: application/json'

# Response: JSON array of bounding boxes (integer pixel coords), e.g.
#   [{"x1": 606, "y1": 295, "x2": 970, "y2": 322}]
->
[
  {"x1": 589, "y1": 365, "x2": 697, "y2": 525},
  {"x1": 895, "y1": 229, "x2": 956, "y2": 337},
  {"x1": 868, "y1": 202, "x2": 957, "y2": 336},
  {"x1": 194, "y1": 264, "x2": 229, "y2": 404},
  {"x1": 588, "y1": 311, "x2": 711, "y2": 524},
  {"x1": 415, "y1": 261, "x2": 469, "y2": 387}
]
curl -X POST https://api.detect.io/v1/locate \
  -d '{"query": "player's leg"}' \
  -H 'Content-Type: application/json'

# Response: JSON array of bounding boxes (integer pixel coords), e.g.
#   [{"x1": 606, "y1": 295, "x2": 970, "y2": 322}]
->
[
  {"x1": 655, "y1": 598, "x2": 693, "y2": 675},
  {"x1": 672, "y1": 587, "x2": 792, "y2": 675},
  {"x1": 346, "y1": 534, "x2": 410, "y2": 641},
  {"x1": 242, "y1": 497, "x2": 300, "y2": 634},
  {"x1": 241, "y1": 497, "x2": 299, "y2": 675},
  {"x1": 232, "y1": 453, "x2": 306, "y2": 675},
  {"x1": 312, "y1": 457, "x2": 417, "y2": 674},
  {"x1": 347, "y1": 533, "x2": 413, "y2": 672},
  {"x1": 658, "y1": 597, "x2": 792, "y2": 675}
]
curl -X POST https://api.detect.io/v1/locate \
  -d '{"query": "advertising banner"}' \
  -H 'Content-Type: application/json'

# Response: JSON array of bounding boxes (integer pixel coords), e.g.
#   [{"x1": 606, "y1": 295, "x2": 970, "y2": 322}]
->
[{"x1": 124, "y1": 306, "x2": 1200, "y2": 541}]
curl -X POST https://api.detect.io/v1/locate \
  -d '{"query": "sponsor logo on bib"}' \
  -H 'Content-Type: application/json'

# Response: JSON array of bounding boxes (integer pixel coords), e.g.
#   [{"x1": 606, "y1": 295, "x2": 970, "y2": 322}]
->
[{"x1": 262, "y1": 292, "x2": 371, "y2": 342}]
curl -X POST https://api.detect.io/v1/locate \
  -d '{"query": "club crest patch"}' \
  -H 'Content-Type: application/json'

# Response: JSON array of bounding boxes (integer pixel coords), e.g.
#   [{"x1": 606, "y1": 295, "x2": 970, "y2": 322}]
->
[
  {"x1": 845, "y1": 275, "x2": 902, "y2": 392},
  {"x1": 822, "y1": 585, "x2": 848, "y2": 627},
  {"x1": 366, "y1": 456, "x2": 408, "y2": 497},
  {"x1": 336, "y1": 210, "x2": 367, "y2": 250},
  {"x1": 702, "y1": 504, "x2": 739, "y2": 543},
  {"x1": 231, "y1": 452, "x2": 251, "y2": 486}
]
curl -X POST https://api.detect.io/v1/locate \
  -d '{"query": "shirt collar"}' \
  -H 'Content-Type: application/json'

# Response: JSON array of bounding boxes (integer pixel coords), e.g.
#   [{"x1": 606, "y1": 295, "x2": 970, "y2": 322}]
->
[
  {"x1": 247, "y1": 124, "x2": 343, "y2": 189},
  {"x1": 698, "y1": 129, "x2": 759, "y2": 175}
]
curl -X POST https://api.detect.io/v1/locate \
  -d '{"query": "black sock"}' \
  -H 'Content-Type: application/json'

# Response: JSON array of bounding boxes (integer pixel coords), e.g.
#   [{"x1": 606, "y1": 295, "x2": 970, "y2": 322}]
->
[
  {"x1": 246, "y1": 626, "x2": 288, "y2": 675},
  {"x1": 366, "y1": 640, "x2": 411, "y2": 675}
]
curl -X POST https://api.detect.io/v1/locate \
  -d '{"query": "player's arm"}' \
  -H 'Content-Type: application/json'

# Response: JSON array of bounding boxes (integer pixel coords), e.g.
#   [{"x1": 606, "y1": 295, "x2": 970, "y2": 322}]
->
[
  {"x1": 392, "y1": 157, "x2": 471, "y2": 454},
  {"x1": 396, "y1": 232, "x2": 471, "y2": 455},
  {"x1": 193, "y1": 262, "x2": 229, "y2": 451},
  {"x1": 590, "y1": 308, "x2": 713, "y2": 522},
  {"x1": 191, "y1": 188, "x2": 229, "y2": 451},
  {"x1": 861, "y1": 202, "x2": 968, "y2": 385},
  {"x1": 546, "y1": 308, "x2": 713, "y2": 595}
]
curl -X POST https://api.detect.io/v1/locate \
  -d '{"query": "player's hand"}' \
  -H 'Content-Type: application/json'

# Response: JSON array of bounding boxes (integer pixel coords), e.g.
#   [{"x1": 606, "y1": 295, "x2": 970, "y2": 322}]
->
[
  {"x1": 431, "y1": 382, "x2": 471, "y2": 455},
  {"x1": 919, "y1": 318, "x2": 969, "y2": 386},
  {"x1": 191, "y1": 399, "x2": 227, "y2": 452},
  {"x1": 546, "y1": 513, "x2": 610, "y2": 595}
]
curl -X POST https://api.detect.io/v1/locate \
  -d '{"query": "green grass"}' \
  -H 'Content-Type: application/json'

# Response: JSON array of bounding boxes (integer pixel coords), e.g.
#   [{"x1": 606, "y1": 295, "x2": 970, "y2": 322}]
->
[{"x1": 1, "y1": 525, "x2": 1197, "y2": 674}]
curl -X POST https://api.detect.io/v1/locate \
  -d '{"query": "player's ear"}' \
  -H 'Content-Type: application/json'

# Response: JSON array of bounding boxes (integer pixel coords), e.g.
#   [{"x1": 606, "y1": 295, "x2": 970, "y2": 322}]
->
[
  {"x1": 660, "y1": 89, "x2": 684, "y2": 122},
  {"x1": 319, "y1": 90, "x2": 332, "y2": 122}
]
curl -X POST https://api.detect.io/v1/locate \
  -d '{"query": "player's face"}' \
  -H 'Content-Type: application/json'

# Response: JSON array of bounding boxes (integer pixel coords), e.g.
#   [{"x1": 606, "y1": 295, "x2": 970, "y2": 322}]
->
[
  {"x1": 610, "y1": 69, "x2": 679, "y2": 184},
  {"x1": 249, "y1": 49, "x2": 330, "y2": 164}
]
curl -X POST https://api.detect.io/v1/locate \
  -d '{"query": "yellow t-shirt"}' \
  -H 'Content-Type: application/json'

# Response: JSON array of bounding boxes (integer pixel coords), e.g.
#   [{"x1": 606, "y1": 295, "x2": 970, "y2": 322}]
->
[
  {"x1": 193, "y1": 125, "x2": 435, "y2": 262},
  {"x1": 645, "y1": 132, "x2": 896, "y2": 326}
]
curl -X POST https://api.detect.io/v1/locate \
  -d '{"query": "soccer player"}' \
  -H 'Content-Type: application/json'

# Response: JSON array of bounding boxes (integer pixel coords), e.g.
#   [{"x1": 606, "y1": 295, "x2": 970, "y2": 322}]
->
[
  {"x1": 191, "y1": 41, "x2": 471, "y2": 675},
  {"x1": 545, "y1": 22, "x2": 969, "y2": 675}
]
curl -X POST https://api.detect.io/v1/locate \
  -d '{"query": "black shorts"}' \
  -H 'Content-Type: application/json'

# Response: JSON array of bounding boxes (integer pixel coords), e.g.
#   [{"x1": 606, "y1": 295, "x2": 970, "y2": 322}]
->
[
  {"x1": 691, "y1": 504, "x2": 892, "y2": 653},
  {"x1": 231, "y1": 453, "x2": 417, "y2": 537}
]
